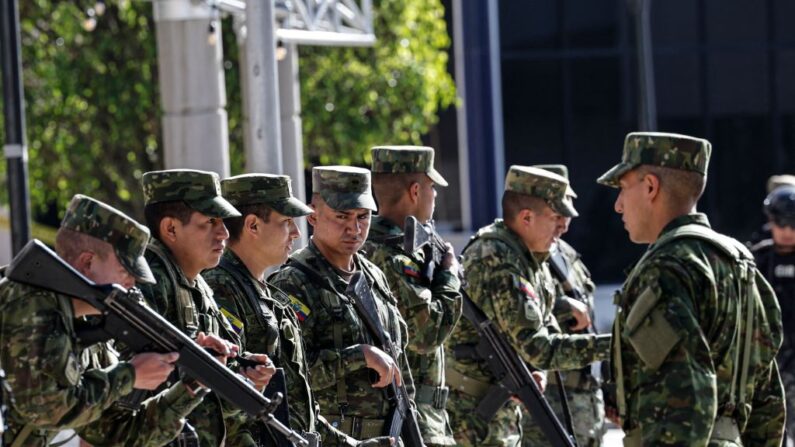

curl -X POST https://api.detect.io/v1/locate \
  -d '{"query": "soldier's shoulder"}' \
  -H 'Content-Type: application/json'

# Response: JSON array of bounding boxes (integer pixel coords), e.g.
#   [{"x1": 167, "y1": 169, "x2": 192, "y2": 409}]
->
[
  {"x1": 749, "y1": 238, "x2": 774, "y2": 255},
  {"x1": 0, "y1": 280, "x2": 65, "y2": 317}
]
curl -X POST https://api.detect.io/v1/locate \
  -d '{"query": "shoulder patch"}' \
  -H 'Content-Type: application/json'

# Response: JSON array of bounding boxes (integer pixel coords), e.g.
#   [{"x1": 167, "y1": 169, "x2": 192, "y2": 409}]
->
[
  {"x1": 401, "y1": 258, "x2": 422, "y2": 278},
  {"x1": 289, "y1": 295, "x2": 312, "y2": 322},
  {"x1": 64, "y1": 353, "x2": 80, "y2": 385},
  {"x1": 514, "y1": 275, "x2": 538, "y2": 302},
  {"x1": 220, "y1": 307, "x2": 244, "y2": 334}
]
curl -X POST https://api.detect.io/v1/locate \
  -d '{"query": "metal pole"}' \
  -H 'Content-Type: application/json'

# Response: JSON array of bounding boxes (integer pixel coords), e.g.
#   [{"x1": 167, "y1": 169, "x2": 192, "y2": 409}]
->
[
  {"x1": 278, "y1": 43, "x2": 308, "y2": 245},
  {"x1": 242, "y1": 0, "x2": 283, "y2": 174},
  {"x1": 1, "y1": 0, "x2": 31, "y2": 255},
  {"x1": 632, "y1": 0, "x2": 657, "y2": 131},
  {"x1": 153, "y1": 0, "x2": 230, "y2": 176}
]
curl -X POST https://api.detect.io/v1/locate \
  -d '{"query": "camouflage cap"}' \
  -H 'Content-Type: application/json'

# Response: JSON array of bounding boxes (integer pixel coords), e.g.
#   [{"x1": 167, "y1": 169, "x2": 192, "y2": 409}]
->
[
  {"x1": 61, "y1": 194, "x2": 155, "y2": 284},
  {"x1": 312, "y1": 166, "x2": 377, "y2": 211},
  {"x1": 370, "y1": 145, "x2": 449, "y2": 187},
  {"x1": 221, "y1": 174, "x2": 312, "y2": 217},
  {"x1": 767, "y1": 174, "x2": 795, "y2": 193},
  {"x1": 532, "y1": 164, "x2": 577, "y2": 198},
  {"x1": 505, "y1": 165, "x2": 578, "y2": 217},
  {"x1": 597, "y1": 132, "x2": 711, "y2": 188},
  {"x1": 142, "y1": 169, "x2": 241, "y2": 218}
]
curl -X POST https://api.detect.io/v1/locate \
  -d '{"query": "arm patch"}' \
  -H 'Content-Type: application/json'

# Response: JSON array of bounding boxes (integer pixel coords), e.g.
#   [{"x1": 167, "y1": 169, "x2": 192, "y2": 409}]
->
[{"x1": 624, "y1": 286, "x2": 682, "y2": 371}]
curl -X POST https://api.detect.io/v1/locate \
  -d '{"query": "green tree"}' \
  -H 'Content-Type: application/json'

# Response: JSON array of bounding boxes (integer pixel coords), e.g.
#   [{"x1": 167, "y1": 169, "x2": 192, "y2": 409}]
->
[{"x1": 1, "y1": 0, "x2": 455, "y2": 220}]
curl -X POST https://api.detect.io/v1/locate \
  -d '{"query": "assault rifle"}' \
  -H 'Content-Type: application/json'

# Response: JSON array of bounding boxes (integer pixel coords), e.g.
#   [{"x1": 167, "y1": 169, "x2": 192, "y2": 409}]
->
[
  {"x1": 345, "y1": 272, "x2": 426, "y2": 447},
  {"x1": 5, "y1": 239, "x2": 308, "y2": 447},
  {"x1": 404, "y1": 217, "x2": 577, "y2": 447}
]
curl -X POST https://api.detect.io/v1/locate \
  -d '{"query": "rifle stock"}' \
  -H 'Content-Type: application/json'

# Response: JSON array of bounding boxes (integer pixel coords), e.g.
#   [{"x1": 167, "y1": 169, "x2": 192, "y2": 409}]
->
[
  {"x1": 346, "y1": 272, "x2": 426, "y2": 447},
  {"x1": 5, "y1": 240, "x2": 308, "y2": 447}
]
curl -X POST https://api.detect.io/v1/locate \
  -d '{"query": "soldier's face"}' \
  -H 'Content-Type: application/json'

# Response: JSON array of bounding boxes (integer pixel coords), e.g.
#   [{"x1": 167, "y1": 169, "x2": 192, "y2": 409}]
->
[
  {"x1": 171, "y1": 211, "x2": 230, "y2": 274},
  {"x1": 554, "y1": 216, "x2": 571, "y2": 239},
  {"x1": 84, "y1": 249, "x2": 136, "y2": 289},
  {"x1": 771, "y1": 222, "x2": 795, "y2": 249},
  {"x1": 526, "y1": 205, "x2": 561, "y2": 252},
  {"x1": 257, "y1": 210, "x2": 301, "y2": 266},
  {"x1": 615, "y1": 171, "x2": 654, "y2": 243},
  {"x1": 309, "y1": 201, "x2": 371, "y2": 257},
  {"x1": 416, "y1": 176, "x2": 437, "y2": 223}
]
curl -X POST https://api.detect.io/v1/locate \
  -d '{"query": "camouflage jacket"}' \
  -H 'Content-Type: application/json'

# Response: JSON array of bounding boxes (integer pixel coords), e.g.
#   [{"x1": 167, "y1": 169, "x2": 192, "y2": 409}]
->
[
  {"x1": 612, "y1": 213, "x2": 785, "y2": 446},
  {"x1": 549, "y1": 239, "x2": 597, "y2": 334},
  {"x1": 137, "y1": 239, "x2": 244, "y2": 447},
  {"x1": 269, "y1": 241, "x2": 415, "y2": 427},
  {"x1": 204, "y1": 250, "x2": 317, "y2": 436},
  {"x1": 363, "y1": 216, "x2": 461, "y2": 444},
  {"x1": 76, "y1": 342, "x2": 204, "y2": 446},
  {"x1": 0, "y1": 280, "x2": 135, "y2": 446},
  {"x1": 448, "y1": 219, "x2": 610, "y2": 385}
]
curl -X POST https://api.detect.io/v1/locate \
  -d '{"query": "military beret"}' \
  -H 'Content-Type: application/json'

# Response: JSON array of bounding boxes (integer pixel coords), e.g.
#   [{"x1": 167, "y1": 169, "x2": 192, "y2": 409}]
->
[
  {"x1": 532, "y1": 164, "x2": 577, "y2": 198},
  {"x1": 370, "y1": 146, "x2": 448, "y2": 187},
  {"x1": 221, "y1": 174, "x2": 312, "y2": 217},
  {"x1": 312, "y1": 166, "x2": 377, "y2": 211},
  {"x1": 505, "y1": 165, "x2": 578, "y2": 217},
  {"x1": 597, "y1": 132, "x2": 711, "y2": 188},
  {"x1": 61, "y1": 194, "x2": 155, "y2": 284},
  {"x1": 142, "y1": 169, "x2": 240, "y2": 218}
]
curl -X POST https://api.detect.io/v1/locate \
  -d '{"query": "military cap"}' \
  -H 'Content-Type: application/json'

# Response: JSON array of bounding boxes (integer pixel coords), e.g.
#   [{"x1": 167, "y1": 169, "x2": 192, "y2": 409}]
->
[
  {"x1": 221, "y1": 174, "x2": 312, "y2": 217},
  {"x1": 597, "y1": 132, "x2": 711, "y2": 188},
  {"x1": 370, "y1": 145, "x2": 448, "y2": 187},
  {"x1": 142, "y1": 169, "x2": 240, "y2": 218},
  {"x1": 533, "y1": 164, "x2": 577, "y2": 198},
  {"x1": 312, "y1": 166, "x2": 377, "y2": 211},
  {"x1": 61, "y1": 194, "x2": 155, "y2": 284},
  {"x1": 505, "y1": 165, "x2": 578, "y2": 217},
  {"x1": 767, "y1": 174, "x2": 795, "y2": 193}
]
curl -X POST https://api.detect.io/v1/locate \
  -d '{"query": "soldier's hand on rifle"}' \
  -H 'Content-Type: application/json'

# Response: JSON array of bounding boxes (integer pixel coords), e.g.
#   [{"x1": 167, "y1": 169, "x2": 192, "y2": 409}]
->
[
  {"x1": 441, "y1": 242, "x2": 459, "y2": 275},
  {"x1": 240, "y1": 353, "x2": 277, "y2": 390},
  {"x1": 361, "y1": 344, "x2": 402, "y2": 388},
  {"x1": 196, "y1": 331, "x2": 238, "y2": 365},
  {"x1": 532, "y1": 370, "x2": 547, "y2": 393},
  {"x1": 564, "y1": 297, "x2": 591, "y2": 331},
  {"x1": 130, "y1": 352, "x2": 179, "y2": 390}
]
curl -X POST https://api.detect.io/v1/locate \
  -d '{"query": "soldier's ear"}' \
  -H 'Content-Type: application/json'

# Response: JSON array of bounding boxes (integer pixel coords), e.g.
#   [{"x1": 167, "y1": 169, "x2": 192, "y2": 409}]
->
[
  {"x1": 73, "y1": 251, "x2": 95, "y2": 277},
  {"x1": 159, "y1": 217, "x2": 178, "y2": 243},
  {"x1": 408, "y1": 181, "x2": 421, "y2": 204},
  {"x1": 244, "y1": 214, "x2": 259, "y2": 236},
  {"x1": 642, "y1": 172, "x2": 661, "y2": 201}
]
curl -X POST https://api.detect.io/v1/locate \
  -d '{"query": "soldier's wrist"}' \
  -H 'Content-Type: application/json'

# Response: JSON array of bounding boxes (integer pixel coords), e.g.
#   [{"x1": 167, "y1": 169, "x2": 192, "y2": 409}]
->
[{"x1": 181, "y1": 377, "x2": 210, "y2": 397}]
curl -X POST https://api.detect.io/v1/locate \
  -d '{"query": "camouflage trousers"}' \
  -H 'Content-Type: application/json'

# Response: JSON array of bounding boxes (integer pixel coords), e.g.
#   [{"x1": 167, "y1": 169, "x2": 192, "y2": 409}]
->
[
  {"x1": 416, "y1": 402, "x2": 456, "y2": 446},
  {"x1": 448, "y1": 390, "x2": 522, "y2": 447},
  {"x1": 780, "y1": 352, "x2": 795, "y2": 444},
  {"x1": 521, "y1": 384, "x2": 605, "y2": 447}
]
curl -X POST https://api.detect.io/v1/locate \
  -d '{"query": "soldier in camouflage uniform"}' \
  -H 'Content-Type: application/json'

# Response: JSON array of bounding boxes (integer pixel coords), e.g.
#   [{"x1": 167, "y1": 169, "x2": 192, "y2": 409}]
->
[
  {"x1": 517, "y1": 164, "x2": 606, "y2": 447},
  {"x1": 203, "y1": 173, "x2": 323, "y2": 445},
  {"x1": 446, "y1": 166, "x2": 611, "y2": 447},
  {"x1": 138, "y1": 169, "x2": 276, "y2": 446},
  {"x1": 598, "y1": 132, "x2": 786, "y2": 446},
  {"x1": 364, "y1": 146, "x2": 463, "y2": 446},
  {"x1": 270, "y1": 166, "x2": 413, "y2": 446},
  {"x1": 0, "y1": 194, "x2": 192, "y2": 446}
]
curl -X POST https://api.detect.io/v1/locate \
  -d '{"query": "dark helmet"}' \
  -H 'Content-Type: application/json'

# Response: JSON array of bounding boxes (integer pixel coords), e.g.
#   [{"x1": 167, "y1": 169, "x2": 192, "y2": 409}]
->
[{"x1": 764, "y1": 185, "x2": 795, "y2": 227}]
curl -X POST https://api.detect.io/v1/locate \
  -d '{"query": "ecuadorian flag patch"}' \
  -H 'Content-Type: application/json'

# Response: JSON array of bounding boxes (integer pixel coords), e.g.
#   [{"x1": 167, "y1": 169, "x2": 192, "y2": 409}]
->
[
  {"x1": 514, "y1": 276, "x2": 538, "y2": 301},
  {"x1": 220, "y1": 307, "x2": 244, "y2": 334},
  {"x1": 289, "y1": 295, "x2": 311, "y2": 322},
  {"x1": 402, "y1": 259, "x2": 421, "y2": 278}
]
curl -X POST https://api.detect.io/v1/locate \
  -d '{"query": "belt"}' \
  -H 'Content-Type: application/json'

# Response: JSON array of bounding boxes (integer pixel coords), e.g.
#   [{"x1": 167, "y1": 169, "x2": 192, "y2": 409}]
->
[
  {"x1": 623, "y1": 416, "x2": 740, "y2": 446},
  {"x1": 324, "y1": 415, "x2": 386, "y2": 440},
  {"x1": 414, "y1": 384, "x2": 449, "y2": 409},
  {"x1": 445, "y1": 367, "x2": 491, "y2": 398}
]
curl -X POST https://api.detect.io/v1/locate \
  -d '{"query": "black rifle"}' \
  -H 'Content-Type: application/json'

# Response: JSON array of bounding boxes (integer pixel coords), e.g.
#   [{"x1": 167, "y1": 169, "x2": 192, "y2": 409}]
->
[
  {"x1": 404, "y1": 217, "x2": 576, "y2": 447},
  {"x1": 345, "y1": 272, "x2": 426, "y2": 447},
  {"x1": 5, "y1": 239, "x2": 308, "y2": 447}
]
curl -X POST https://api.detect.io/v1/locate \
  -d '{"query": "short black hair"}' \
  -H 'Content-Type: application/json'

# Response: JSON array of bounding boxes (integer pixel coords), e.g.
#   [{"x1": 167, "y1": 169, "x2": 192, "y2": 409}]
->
[
  {"x1": 501, "y1": 191, "x2": 547, "y2": 221},
  {"x1": 144, "y1": 201, "x2": 194, "y2": 240},
  {"x1": 225, "y1": 203, "x2": 273, "y2": 242}
]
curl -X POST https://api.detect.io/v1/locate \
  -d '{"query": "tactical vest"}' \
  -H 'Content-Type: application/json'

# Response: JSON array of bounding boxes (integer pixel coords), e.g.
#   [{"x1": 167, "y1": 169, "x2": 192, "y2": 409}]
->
[{"x1": 613, "y1": 223, "x2": 782, "y2": 443}]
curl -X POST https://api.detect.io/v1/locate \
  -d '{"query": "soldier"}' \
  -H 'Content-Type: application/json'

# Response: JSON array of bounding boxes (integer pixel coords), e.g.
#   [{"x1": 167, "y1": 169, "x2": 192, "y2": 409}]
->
[
  {"x1": 598, "y1": 132, "x2": 786, "y2": 446},
  {"x1": 138, "y1": 169, "x2": 276, "y2": 446},
  {"x1": 446, "y1": 166, "x2": 611, "y2": 447},
  {"x1": 269, "y1": 166, "x2": 412, "y2": 446},
  {"x1": 0, "y1": 194, "x2": 196, "y2": 446},
  {"x1": 364, "y1": 146, "x2": 463, "y2": 447},
  {"x1": 519, "y1": 164, "x2": 606, "y2": 447},
  {"x1": 751, "y1": 184, "x2": 795, "y2": 445},
  {"x1": 203, "y1": 173, "x2": 321, "y2": 445}
]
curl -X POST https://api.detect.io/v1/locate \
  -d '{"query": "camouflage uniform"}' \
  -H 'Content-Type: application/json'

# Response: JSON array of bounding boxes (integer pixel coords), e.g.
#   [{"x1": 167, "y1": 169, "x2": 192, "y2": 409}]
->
[
  {"x1": 0, "y1": 195, "x2": 155, "y2": 446},
  {"x1": 446, "y1": 167, "x2": 611, "y2": 447},
  {"x1": 136, "y1": 169, "x2": 249, "y2": 447},
  {"x1": 364, "y1": 146, "x2": 461, "y2": 446},
  {"x1": 204, "y1": 174, "x2": 320, "y2": 444},
  {"x1": 598, "y1": 132, "x2": 786, "y2": 446},
  {"x1": 269, "y1": 166, "x2": 416, "y2": 446},
  {"x1": 520, "y1": 164, "x2": 605, "y2": 447}
]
